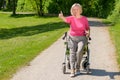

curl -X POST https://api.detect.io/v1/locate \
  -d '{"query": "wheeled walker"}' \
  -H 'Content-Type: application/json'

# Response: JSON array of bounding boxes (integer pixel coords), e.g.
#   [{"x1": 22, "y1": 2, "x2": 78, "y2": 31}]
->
[{"x1": 62, "y1": 32, "x2": 91, "y2": 74}]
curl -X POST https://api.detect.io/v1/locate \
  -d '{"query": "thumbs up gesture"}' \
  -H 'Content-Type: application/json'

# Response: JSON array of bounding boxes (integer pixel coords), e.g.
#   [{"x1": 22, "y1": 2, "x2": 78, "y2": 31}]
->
[
  {"x1": 58, "y1": 11, "x2": 66, "y2": 22},
  {"x1": 59, "y1": 11, "x2": 63, "y2": 18}
]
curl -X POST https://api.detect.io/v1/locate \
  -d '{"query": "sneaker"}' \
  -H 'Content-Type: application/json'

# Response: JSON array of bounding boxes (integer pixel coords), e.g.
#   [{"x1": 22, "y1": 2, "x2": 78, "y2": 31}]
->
[
  {"x1": 70, "y1": 73, "x2": 75, "y2": 77},
  {"x1": 75, "y1": 69, "x2": 80, "y2": 75},
  {"x1": 70, "y1": 69, "x2": 75, "y2": 77}
]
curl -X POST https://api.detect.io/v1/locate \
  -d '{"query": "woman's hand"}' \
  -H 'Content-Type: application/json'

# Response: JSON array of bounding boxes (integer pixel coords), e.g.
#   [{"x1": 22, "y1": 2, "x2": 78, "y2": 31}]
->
[
  {"x1": 58, "y1": 11, "x2": 66, "y2": 22},
  {"x1": 59, "y1": 11, "x2": 63, "y2": 18},
  {"x1": 86, "y1": 30, "x2": 90, "y2": 37},
  {"x1": 86, "y1": 33, "x2": 90, "y2": 37}
]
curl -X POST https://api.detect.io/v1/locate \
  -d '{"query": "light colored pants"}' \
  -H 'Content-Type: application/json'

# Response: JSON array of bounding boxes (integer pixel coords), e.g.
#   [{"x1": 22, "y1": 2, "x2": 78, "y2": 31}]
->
[{"x1": 68, "y1": 36, "x2": 87, "y2": 70}]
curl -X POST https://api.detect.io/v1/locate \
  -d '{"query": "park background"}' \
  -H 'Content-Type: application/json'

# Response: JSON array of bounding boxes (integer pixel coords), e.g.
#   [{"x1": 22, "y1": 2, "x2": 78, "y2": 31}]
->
[{"x1": 0, "y1": 0, "x2": 120, "y2": 80}]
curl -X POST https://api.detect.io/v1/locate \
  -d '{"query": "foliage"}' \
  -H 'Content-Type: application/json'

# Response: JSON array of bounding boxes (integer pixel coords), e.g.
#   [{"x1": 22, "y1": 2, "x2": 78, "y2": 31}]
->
[
  {"x1": 82, "y1": 0, "x2": 115, "y2": 18},
  {"x1": 107, "y1": 0, "x2": 120, "y2": 23},
  {"x1": 29, "y1": 0, "x2": 47, "y2": 16},
  {"x1": 16, "y1": 0, "x2": 33, "y2": 12},
  {"x1": 0, "y1": 0, "x2": 116, "y2": 17},
  {"x1": 97, "y1": 0, "x2": 115, "y2": 18},
  {"x1": 0, "y1": 0, "x2": 4, "y2": 10},
  {"x1": 5, "y1": 0, "x2": 18, "y2": 11},
  {"x1": 47, "y1": 0, "x2": 82, "y2": 15},
  {"x1": 47, "y1": 0, "x2": 115, "y2": 18}
]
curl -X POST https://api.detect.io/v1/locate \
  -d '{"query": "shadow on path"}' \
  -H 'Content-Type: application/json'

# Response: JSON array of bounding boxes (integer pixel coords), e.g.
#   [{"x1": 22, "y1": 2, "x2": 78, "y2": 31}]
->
[
  {"x1": 0, "y1": 18, "x2": 109, "y2": 40},
  {"x1": 88, "y1": 69, "x2": 120, "y2": 80},
  {"x1": 62, "y1": 68, "x2": 120, "y2": 80},
  {"x1": 0, "y1": 22, "x2": 67, "y2": 39},
  {"x1": 89, "y1": 20, "x2": 106, "y2": 27}
]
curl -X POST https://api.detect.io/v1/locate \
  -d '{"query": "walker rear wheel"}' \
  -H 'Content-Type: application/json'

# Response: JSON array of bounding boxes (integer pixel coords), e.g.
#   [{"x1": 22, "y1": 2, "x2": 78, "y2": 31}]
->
[
  {"x1": 82, "y1": 61, "x2": 90, "y2": 74},
  {"x1": 62, "y1": 63, "x2": 66, "y2": 74},
  {"x1": 86, "y1": 65, "x2": 90, "y2": 74},
  {"x1": 67, "y1": 62, "x2": 70, "y2": 69}
]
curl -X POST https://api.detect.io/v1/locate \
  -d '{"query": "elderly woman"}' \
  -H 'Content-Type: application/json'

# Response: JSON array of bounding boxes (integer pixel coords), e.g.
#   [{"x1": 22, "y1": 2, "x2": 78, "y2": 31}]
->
[{"x1": 59, "y1": 3, "x2": 90, "y2": 77}]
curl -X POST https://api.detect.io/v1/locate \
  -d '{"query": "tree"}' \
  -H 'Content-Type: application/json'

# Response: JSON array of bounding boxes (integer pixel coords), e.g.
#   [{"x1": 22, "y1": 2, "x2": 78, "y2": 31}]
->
[
  {"x1": 0, "y1": 0, "x2": 5, "y2": 10},
  {"x1": 12, "y1": 0, "x2": 18, "y2": 15},
  {"x1": 47, "y1": 0, "x2": 82, "y2": 15},
  {"x1": 13, "y1": 0, "x2": 16, "y2": 15},
  {"x1": 47, "y1": 0, "x2": 115, "y2": 18},
  {"x1": 108, "y1": 0, "x2": 120, "y2": 22},
  {"x1": 30, "y1": 0, "x2": 46, "y2": 16}
]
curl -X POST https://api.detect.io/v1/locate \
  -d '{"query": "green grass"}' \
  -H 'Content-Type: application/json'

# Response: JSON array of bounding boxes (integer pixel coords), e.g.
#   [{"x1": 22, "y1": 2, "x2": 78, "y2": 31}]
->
[
  {"x1": 0, "y1": 13, "x2": 68, "y2": 80},
  {"x1": 103, "y1": 19, "x2": 120, "y2": 69},
  {"x1": 109, "y1": 23, "x2": 120, "y2": 68}
]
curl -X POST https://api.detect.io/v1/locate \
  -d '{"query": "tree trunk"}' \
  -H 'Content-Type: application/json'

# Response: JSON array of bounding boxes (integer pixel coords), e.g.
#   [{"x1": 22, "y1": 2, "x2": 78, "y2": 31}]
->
[
  {"x1": 13, "y1": 0, "x2": 16, "y2": 15},
  {"x1": 0, "y1": 0, "x2": 4, "y2": 10},
  {"x1": 39, "y1": 0, "x2": 44, "y2": 16}
]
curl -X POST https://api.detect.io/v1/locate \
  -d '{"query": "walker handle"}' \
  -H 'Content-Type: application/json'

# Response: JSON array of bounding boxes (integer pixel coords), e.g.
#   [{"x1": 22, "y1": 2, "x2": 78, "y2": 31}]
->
[
  {"x1": 88, "y1": 37, "x2": 91, "y2": 40},
  {"x1": 62, "y1": 32, "x2": 67, "y2": 40}
]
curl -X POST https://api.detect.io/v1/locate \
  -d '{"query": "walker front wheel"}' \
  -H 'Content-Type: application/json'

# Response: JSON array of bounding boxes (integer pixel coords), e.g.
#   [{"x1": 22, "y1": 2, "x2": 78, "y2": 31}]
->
[
  {"x1": 67, "y1": 62, "x2": 70, "y2": 69},
  {"x1": 86, "y1": 65, "x2": 90, "y2": 74},
  {"x1": 82, "y1": 61, "x2": 90, "y2": 74}
]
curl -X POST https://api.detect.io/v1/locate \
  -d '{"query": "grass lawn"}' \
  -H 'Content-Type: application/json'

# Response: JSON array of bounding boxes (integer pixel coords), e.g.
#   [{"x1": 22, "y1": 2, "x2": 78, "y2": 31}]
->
[
  {"x1": 0, "y1": 13, "x2": 68, "y2": 80},
  {"x1": 109, "y1": 23, "x2": 120, "y2": 68},
  {"x1": 103, "y1": 20, "x2": 120, "y2": 69}
]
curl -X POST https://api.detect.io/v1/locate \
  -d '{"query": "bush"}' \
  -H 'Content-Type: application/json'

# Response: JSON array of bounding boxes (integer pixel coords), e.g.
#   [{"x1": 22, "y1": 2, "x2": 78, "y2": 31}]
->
[
  {"x1": 47, "y1": 2, "x2": 59, "y2": 14},
  {"x1": 107, "y1": 0, "x2": 120, "y2": 23}
]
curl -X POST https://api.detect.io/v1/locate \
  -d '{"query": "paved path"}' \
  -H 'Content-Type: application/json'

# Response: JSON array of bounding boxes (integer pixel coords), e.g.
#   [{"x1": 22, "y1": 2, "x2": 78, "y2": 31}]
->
[{"x1": 11, "y1": 18, "x2": 120, "y2": 80}]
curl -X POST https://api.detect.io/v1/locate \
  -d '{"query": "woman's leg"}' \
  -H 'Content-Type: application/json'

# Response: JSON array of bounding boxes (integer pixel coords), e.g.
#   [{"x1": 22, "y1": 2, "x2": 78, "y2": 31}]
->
[
  {"x1": 68, "y1": 37, "x2": 78, "y2": 77},
  {"x1": 76, "y1": 36, "x2": 87, "y2": 70},
  {"x1": 70, "y1": 49, "x2": 77, "y2": 70}
]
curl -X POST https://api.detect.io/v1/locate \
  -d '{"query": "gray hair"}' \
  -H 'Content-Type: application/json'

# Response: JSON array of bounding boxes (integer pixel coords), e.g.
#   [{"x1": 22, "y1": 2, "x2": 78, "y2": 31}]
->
[{"x1": 70, "y1": 3, "x2": 82, "y2": 15}]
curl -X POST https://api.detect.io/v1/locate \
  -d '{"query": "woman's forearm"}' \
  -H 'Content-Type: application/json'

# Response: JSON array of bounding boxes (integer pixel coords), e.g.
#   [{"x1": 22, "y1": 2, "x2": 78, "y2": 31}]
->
[{"x1": 60, "y1": 16, "x2": 66, "y2": 22}]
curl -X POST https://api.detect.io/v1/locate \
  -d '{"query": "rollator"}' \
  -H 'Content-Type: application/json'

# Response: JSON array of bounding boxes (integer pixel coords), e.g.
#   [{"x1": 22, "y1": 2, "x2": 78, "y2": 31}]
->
[{"x1": 62, "y1": 32, "x2": 91, "y2": 74}]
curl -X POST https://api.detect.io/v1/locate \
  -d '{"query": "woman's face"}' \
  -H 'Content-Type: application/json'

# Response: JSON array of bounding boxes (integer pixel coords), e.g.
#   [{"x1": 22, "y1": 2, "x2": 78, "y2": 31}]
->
[{"x1": 71, "y1": 6, "x2": 82, "y2": 16}]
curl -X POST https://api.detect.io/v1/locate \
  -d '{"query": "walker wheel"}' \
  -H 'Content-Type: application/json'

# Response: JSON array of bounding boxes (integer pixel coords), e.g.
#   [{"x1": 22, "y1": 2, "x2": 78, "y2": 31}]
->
[
  {"x1": 67, "y1": 62, "x2": 70, "y2": 69},
  {"x1": 82, "y1": 61, "x2": 90, "y2": 74},
  {"x1": 86, "y1": 65, "x2": 90, "y2": 74},
  {"x1": 62, "y1": 63, "x2": 66, "y2": 74},
  {"x1": 82, "y1": 60, "x2": 87, "y2": 69},
  {"x1": 82, "y1": 60, "x2": 89, "y2": 69}
]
